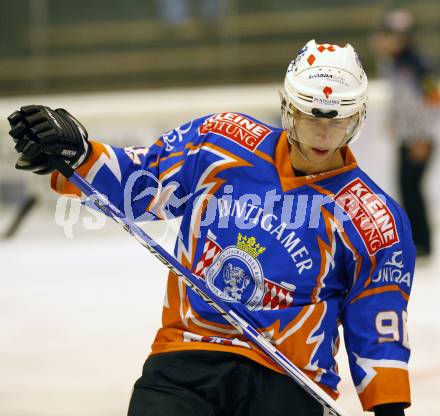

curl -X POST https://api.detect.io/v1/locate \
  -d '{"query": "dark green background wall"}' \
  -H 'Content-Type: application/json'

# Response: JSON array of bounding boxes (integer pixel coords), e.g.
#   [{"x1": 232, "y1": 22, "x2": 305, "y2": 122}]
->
[{"x1": 0, "y1": 0, "x2": 439, "y2": 96}]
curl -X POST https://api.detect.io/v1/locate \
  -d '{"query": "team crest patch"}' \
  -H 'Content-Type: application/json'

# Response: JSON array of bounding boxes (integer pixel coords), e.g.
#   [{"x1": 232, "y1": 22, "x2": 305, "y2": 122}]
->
[
  {"x1": 193, "y1": 231, "x2": 295, "y2": 310},
  {"x1": 199, "y1": 112, "x2": 272, "y2": 152},
  {"x1": 335, "y1": 178, "x2": 399, "y2": 255},
  {"x1": 205, "y1": 233, "x2": 266, "y2": 310}
]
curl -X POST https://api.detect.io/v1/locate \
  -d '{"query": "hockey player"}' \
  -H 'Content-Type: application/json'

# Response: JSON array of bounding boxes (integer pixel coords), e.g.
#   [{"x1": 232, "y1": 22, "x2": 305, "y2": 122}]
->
[{"x1": 8, "y1": 40, "x2": 414, "y2": 416}]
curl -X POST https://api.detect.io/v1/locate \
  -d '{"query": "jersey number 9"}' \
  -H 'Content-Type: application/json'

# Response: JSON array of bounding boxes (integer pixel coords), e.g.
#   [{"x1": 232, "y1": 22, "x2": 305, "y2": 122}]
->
[{"x1": 375, "y1": 310, "x2": 409, "y2": 349}]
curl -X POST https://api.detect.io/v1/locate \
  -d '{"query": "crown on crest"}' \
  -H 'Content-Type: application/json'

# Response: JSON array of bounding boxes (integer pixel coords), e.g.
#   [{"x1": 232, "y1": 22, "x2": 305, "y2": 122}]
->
[{"x1": 236, "y1": 233, "x2": 266, "y2": 258}]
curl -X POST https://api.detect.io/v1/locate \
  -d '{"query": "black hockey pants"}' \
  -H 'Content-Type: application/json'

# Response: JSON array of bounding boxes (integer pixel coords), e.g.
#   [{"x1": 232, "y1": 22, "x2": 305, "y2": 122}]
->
[{"x1": 128, "y1": 350, "x2": 324, "y2": 416}]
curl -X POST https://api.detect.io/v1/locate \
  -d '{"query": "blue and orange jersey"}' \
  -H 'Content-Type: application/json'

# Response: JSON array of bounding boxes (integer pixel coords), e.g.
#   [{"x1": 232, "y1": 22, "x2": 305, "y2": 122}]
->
[{"x1": 51, "y1": 112, "x2": 415, "y2": 411}]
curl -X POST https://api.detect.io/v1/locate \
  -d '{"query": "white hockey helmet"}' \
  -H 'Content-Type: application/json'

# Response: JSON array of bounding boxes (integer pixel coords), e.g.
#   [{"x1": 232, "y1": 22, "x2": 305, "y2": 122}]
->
[{"x1": 281, "y1": 40, "x2": 368, "y2": 147}]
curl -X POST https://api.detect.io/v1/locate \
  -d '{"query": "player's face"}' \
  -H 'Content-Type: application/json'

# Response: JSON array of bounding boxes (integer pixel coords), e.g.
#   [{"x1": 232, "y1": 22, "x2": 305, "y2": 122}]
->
[{"x1": 292, "y1": 112, "x2": 357, "y2": 163}]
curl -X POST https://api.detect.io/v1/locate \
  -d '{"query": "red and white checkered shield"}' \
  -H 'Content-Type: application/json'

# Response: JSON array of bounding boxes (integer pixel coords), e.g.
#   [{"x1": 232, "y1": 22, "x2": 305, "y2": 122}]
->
[
  {"x1": 262, "y1": 279, "x2": 295, "y2": 310},
  {"x1": 193, "y1": 233, "x2": 222, "y2": 278}
]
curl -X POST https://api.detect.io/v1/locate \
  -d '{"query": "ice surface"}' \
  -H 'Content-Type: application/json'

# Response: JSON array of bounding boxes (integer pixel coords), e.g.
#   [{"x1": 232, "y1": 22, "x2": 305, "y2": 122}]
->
[{"x1": 0, "y1": 206, "x2": 438, "y2": 416}]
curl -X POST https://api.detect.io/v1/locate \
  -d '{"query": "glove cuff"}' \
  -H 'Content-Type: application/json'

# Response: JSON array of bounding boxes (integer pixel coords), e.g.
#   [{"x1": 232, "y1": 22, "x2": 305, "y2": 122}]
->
[{"x1": 71, "y1": 138, "x2": 92, "y2": 169}]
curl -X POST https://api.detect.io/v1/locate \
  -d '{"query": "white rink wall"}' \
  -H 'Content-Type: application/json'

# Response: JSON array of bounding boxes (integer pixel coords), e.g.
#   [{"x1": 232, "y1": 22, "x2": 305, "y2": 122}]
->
[{"x1": 0, "y1": 83, "x2": 439, "y2": 415}]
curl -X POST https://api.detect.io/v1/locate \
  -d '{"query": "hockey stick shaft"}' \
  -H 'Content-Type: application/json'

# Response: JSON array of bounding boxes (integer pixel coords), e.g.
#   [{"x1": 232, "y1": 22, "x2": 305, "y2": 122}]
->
[
  {"x1": 52, "y1": 160, "x2": 351, "y2": 416},
  {"x1": 2, "y1": 195, "x2": 37, "y2": 239}
]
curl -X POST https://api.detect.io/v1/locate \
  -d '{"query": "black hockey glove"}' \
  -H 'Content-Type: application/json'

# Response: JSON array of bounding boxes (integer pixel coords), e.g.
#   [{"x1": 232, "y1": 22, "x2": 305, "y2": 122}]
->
[{"x1": 7, "y1": 105, "x2": 91, "y2": 175}]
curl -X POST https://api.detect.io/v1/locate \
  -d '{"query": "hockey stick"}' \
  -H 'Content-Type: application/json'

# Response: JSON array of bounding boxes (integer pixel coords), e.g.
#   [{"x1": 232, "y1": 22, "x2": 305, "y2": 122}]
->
[
  {"x1": 51, "y1": 159, "x2": 351, "y2": 416},
  {"x1": 2, "y1": 194, "x2": 37, "y2": 239}
]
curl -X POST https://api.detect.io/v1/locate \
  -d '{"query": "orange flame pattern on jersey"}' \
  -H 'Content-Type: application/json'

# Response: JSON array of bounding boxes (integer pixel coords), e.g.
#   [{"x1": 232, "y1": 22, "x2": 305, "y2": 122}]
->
[
  {"x1": 311, "y1": 208, "x2": 340, "y2": 303},
  {"x1": 183, "y1": 142, "x2": 251, "y2": 267},
  {"x1": 307, "y1": 184, "x2": 363, "y2": 290},
  {"x1": 156, "y1": 142, "x2": 252, "y2": 336},
  {"x1": 261, "y1": 301, "x2": 329, "y2": 384}
]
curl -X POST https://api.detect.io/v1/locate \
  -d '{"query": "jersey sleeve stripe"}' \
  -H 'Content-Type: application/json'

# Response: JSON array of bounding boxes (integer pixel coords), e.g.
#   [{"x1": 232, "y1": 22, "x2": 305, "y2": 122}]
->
[{"x1": 350, "y1": 285, "x2": 409, "y2": 305}]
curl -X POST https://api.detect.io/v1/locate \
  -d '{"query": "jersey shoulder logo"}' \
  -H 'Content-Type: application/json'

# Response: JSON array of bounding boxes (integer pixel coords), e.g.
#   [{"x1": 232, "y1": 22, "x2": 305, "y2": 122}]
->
[
  {"x1": 199, "y1": 112, "x2": 272, "y2": 152},
  {"x1": 334, "y1": 178, "x2": 399, "y2": 255}
]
